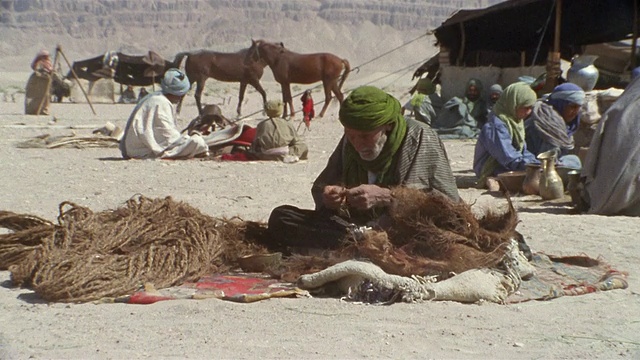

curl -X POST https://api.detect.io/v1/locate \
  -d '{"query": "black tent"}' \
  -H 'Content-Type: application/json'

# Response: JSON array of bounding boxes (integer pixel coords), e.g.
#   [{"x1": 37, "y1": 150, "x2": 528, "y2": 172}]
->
[{"x1": 433, "y1": 0, "x2": 639, "y2": 67}]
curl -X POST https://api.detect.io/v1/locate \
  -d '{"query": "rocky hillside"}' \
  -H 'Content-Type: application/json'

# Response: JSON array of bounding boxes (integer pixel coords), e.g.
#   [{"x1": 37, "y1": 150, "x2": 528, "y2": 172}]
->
[{"x1": 0, "y1": 0, "x2": 501, "y2": 73}]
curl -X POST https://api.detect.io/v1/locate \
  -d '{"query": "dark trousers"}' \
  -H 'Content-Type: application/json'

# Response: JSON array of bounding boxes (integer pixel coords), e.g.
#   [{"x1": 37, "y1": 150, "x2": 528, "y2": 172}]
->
[{"x1": 267, "y1": 205, "x2": 351, "y2": 249}]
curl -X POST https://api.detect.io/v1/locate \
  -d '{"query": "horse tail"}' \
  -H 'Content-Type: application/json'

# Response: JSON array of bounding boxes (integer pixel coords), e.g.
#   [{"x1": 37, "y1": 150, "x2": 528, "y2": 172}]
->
[
  {"x1": 172, "y1": 52, "x2": 191, "y2": 69},
  {"x1": 338, "y1": 58, "x2": 351, "y2": 92}
]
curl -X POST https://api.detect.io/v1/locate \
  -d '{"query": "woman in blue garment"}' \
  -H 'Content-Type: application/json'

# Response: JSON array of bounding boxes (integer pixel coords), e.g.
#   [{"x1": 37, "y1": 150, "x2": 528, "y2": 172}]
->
[
  {"x1": 524, "y1": 83, "x2": 584, "y2": 170},
  {"x1": 473, "y1": 82, "x2": 538, "y2": 190}
]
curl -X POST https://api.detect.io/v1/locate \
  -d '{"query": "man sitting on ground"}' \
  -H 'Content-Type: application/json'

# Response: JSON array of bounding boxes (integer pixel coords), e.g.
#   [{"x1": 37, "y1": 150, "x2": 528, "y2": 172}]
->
[
  {"x1": 118, "y1": 85, "x2": 137, "y2": 104},
  {"x1": 249, "y1": 100, "x2": 309, "y2": 163},
  {"x1": 266, "y1": 86, "x2": 460, "y2": 249},
  {"x1": 119, "y1": 68, "x2": 209, "y2": 159}
]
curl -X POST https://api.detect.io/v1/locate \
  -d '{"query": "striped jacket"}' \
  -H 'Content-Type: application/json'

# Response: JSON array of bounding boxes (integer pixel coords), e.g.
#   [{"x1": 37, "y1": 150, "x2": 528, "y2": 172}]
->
[{"x1": 312, "y1": 118, "x2": 460, "y2": 211}]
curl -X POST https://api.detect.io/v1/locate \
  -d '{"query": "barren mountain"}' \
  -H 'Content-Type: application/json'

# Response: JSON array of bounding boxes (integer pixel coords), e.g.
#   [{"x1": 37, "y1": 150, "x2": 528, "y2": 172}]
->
[{"x1": 0, "y1": 0, "x2": 501, "y2": 74}]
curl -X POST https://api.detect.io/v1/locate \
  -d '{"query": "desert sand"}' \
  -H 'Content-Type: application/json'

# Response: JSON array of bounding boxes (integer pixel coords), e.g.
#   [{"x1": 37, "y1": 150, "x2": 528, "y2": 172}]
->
[{"x1": 0, "y1": 70, "x2": 639, "y2": 360}]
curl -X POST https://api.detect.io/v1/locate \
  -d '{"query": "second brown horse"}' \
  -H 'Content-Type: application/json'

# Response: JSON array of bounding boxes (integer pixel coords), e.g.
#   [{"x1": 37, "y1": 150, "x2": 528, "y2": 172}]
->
[{"x1": 247, "y1": 39, "x2": 350, "y2": 118}]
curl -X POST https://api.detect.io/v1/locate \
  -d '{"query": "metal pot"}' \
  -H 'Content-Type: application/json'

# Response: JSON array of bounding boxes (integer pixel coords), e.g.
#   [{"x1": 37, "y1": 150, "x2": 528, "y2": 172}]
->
[{"x1": 567, "y1": 55, "x2": 599, "y2": 91}]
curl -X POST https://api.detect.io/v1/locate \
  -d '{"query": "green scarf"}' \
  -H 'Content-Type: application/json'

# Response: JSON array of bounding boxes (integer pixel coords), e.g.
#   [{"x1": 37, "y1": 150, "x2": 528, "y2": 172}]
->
[
  {"x1": 416, "y1": 78, "x2": 436, "y2": 95},
  {"x1": 339, "y1": 86, "x2": 407, "y2": 187},
  {"x1": 410, "y1": 93, "x2": 426, "y2": 108},
  {"x1": 479, "y1": 82, "x2": 537, "y2": 183}
]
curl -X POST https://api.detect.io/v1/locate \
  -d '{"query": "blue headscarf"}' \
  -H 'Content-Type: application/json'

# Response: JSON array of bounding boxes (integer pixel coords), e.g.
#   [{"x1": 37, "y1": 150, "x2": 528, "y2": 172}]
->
[
  {"x1": 632, "y1": 66, "x2": 640, "y2": 80},
  {"x1": 546, "y1": 83, "x2": 584, "y2": 136},
  {"x1": 161, "y1": 68, "x2": 190, "y2": 96}
]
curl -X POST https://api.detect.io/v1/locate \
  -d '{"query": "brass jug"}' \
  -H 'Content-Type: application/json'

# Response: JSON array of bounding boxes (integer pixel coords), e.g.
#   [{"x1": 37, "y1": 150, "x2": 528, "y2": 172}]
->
[
  {"x1": 522, "y1": 163, "x2": 541, "y2": 195},
  {"x1": 537, "y1": 150, "x2": 564, "y2": 200}
]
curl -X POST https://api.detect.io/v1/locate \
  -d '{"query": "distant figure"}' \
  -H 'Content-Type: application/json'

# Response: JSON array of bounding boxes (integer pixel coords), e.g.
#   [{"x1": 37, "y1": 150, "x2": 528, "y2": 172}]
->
[
  {"x1": 25, "y1": 49, "x2": 53, "y2": 115},
  {"x1": 137, "y1": 88, "x2": 149, "y2": 103},
  {"x1": 301, "y1": 90, "x2": 315, "y2": 129},
  {"x1": 488, "y1": 84, "x2": 503, "y2": 111},
  {"x1": 250, "y1": 99, "x2": 309, "y2": 163},
  {"x1": 118, "y1": 85, "x2": 137, "y2": 104},
  {"x1": 402, "y1": 77, "x2": 442, "y2": 125},
  {"x1": 432, "y1": 78, "x2": 488, "y2": 139},
  {"x1": 119, "y1": 68, "x2": 209, "y2": 160}
]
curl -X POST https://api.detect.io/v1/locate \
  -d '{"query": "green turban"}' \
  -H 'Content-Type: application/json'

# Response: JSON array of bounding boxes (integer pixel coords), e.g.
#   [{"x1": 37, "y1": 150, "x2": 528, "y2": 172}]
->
[
  {"x1": 416, "y1": 78, "x2": 436, "y2": 95},
  {"x1": 339, "y1": 86, "x2": 402, "y2": 131},
  {"x1": 339, "y1": 86, "x2": 407, "y2": 187}
]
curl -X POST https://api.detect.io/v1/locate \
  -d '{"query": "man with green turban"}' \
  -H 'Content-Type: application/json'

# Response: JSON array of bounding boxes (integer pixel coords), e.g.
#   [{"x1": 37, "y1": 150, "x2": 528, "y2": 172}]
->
[{"x1": 266, "y1": 86, "x2": 459, "y2": 249}]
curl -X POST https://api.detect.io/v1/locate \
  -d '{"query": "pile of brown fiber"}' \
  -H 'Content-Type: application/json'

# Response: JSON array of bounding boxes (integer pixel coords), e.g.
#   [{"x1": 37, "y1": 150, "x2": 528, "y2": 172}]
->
[
  {"x1": 0, "y1": 195, "x2": 267, "y2": 303},
  {"x1": 275, "y1": 188, "x2": 519, "y2": 282}
]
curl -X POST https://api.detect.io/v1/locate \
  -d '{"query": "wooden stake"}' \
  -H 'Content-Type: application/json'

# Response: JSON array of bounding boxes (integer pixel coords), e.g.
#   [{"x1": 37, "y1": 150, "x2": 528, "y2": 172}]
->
[{"x1": 57, "y1": 45, "x2": 97, "y2": 115}]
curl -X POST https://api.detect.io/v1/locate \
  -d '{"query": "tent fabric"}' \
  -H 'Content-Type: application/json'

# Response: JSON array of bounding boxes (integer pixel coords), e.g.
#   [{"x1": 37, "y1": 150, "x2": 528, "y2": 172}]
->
[{"x1": 433, "y1": 0, "x2": 638, "y2": 66}]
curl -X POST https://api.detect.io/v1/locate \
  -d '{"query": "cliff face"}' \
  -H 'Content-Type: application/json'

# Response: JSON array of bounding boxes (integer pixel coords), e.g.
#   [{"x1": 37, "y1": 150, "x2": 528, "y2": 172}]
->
[{"x1": 0, "y1": 0, "x2": 501, "y2": 72}]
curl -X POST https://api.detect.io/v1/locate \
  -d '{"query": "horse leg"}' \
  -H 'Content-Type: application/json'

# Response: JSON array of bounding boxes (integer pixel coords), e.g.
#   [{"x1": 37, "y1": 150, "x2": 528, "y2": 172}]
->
[
  {"x1": 237, "y1": 82, "x2": 248, "y2": 117},
  {"x1": 249, "y1": 80, "x2": 267, "y2": 106},
  {"x1": 283, "y1": 84, "x2": 295, "y2": 118},
  {"x1": 318, "y1": 82, "x2": 333, "y2": 118},
  {"x1": 194, "y1": 80, "x2": 206, "y2": 115}
]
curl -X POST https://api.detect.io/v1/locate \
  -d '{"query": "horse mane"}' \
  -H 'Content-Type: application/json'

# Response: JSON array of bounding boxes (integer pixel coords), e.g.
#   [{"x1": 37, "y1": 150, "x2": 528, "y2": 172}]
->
[{"x1": 171, "y1": 52, "x2": 190, "y2": 69}]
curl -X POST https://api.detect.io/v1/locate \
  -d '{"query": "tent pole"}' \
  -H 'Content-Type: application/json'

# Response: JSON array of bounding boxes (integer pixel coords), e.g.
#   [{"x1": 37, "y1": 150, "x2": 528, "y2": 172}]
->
[
  {"x1": 631, "y1": 0, "x2": 638, "y2": 70},
  {"x1": 456, "y1": 22, "x2": 465, "y2": 66},
  {"x1": 542, "y1": 0, "x2": 562, "y2": 94},
  {"x1": 58, "y1": 45, "x2": 97, "y2": 115},
  {"x1": 553, "y1": 0, "x2": 561, "y2": 54}
]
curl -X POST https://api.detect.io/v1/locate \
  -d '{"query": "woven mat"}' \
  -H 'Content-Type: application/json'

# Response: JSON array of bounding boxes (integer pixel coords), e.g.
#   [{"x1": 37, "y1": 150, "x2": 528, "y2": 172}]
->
[
  {"x1": 506, "y1": 253, "x2": 628, "y2": 303},
  {"x1": 111, "y1": 253, "x2": 626, "y2": 305}
]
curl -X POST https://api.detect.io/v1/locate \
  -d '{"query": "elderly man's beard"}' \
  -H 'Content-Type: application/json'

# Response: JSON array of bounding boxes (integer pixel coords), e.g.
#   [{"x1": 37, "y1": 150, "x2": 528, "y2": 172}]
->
[{"x1": 358, "y1": 133, "x2": 388, "y2": 161}]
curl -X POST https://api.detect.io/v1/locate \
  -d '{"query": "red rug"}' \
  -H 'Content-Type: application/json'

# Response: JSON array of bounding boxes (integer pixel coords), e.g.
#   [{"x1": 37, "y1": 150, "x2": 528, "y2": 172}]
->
[{"x1": 124, "y1": 273, "x2": 306, "y2": 304}]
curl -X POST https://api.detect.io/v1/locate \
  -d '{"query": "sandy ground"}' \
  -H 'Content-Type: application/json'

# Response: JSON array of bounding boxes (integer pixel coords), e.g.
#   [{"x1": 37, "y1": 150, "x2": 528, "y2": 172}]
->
[{"x1": 0, "y1": 76, "x2": 639, "y2": 359}]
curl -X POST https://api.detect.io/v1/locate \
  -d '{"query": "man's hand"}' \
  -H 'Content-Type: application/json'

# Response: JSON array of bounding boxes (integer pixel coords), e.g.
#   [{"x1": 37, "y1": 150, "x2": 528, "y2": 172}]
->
[
  {"x1": 322, "y1": 185, "x2": 346, "y2": 210},
  {"x1": 345, "y1": 184, "x2": 392, "y2": 210}
]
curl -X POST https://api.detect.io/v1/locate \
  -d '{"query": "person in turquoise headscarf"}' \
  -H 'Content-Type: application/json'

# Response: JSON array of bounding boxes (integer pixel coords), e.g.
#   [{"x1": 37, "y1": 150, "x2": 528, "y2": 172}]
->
[
  {"x1": 524, "y1": 82, "x2": 585, "y2": 171},
  {"x1": 266, "y1": 86, "x2": 459, "y2": 250},
  {"x1": 120, "y1": 68, "x2": 209, "y2": 159},
  {"x1": 402, "y1": 77, "x2": 443, "y2": 125},
  {"x1": 473, "y1": 82, "x2": 539, "y2": 190}
]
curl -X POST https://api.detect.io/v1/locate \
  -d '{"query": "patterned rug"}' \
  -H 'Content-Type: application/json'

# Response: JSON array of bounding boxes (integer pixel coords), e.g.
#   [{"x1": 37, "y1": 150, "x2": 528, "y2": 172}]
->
[
  {"x1": 506, "y1": 253, "x2": 628, "y2": 303},
  {"x1": 116, "y1": 253, "x2": 627, "y2": 305}
]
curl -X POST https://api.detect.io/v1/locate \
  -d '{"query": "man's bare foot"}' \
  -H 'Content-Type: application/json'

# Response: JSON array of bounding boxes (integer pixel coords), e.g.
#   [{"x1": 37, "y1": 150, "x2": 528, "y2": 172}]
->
[{"x1": 486, "y1": 177, "x2": 500, "y2": 192}]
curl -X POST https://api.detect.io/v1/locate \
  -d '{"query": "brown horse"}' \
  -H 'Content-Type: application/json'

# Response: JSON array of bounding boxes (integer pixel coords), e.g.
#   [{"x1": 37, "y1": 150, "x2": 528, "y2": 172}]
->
[
  {"x1": 247, "y1": 39, "x2": 350, "y2": 118},
  {"x1": 179, "y1": 49, "x2": 268, "y2": 116}
]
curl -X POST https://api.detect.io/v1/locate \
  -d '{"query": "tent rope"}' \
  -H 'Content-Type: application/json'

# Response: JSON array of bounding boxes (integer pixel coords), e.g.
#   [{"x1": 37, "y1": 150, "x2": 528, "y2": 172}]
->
[{"x1": 531, "y1": 0, "x2": 557, "y2": 67}]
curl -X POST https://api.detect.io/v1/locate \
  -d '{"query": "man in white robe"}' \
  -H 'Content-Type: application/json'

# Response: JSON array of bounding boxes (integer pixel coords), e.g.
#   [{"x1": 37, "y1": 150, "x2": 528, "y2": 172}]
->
[{"x1": 120, "y1": 68, "x2": 209, "y2": 159}]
